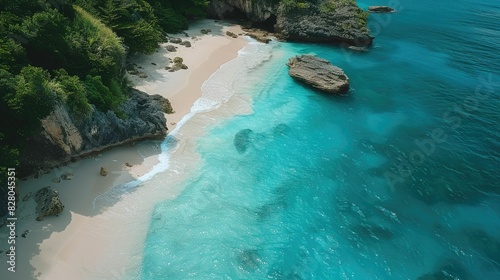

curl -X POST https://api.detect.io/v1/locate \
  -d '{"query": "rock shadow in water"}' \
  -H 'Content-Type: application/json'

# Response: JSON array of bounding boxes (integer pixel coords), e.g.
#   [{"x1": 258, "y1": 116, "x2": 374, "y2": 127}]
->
[
  {"x1": 417, "y1": 259, "x2": 470, "y2": 280},
  {"x1": 234, "y1": 128, "x2": 254, "y2": 154},
  {"x1": 234, "y1": 123, "x2": 291, "y2": 154},
  {"x1": 236, "y1": 249, "x2": 263, "y2": 272}
]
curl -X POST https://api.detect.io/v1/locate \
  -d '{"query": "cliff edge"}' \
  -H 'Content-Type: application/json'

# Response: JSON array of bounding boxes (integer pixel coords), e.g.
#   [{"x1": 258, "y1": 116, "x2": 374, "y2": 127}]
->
[
  {"x1": 18, "y1": 89, "x2": 169, "y2": 177},
  {"x1": 208, "y1": 0, "x2": 372, "y2": 46}
]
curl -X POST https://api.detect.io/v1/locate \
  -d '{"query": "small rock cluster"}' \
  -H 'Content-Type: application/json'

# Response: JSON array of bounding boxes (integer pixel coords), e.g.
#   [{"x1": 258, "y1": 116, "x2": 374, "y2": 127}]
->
[
  {"x1": 165, "y1": 57, "x2": 188, "y2": 72},
  {"x1": 126, "y1": 63, "x2": 148, "y2": 78},
  {"x1": 226, "y1": 31, "x2": 238, "y2": 38}
]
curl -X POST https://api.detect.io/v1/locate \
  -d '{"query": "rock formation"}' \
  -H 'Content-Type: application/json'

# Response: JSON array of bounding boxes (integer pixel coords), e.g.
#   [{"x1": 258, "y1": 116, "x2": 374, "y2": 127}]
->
[
  {"x1": 208, "y1": 0, "x2": 276, "y2": 22},
  {"x1": 35, "y1": 187, "x2": 64, "y2": 221},
  {"x1": 368, "y1": 6, "x2": 395, "y2": 13},
  {"x1": 100, "y1": 167, "x2": 108, "y2": 176},
  {"x1": 287, "y1": 55, "x2": 350, "y2": 94},
  {"x1": 208, "y1": 0, "x2": 373, "y2": 46},
  {"x1": 19, "y1": 89, "x2": 168, "y2": 177}
]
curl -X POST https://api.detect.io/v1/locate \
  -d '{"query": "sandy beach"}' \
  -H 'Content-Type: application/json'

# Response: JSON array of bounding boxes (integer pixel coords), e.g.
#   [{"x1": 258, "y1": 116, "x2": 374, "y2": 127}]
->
[{"x1": 0, "y1": 20, "x2": 248, "y2": 280}]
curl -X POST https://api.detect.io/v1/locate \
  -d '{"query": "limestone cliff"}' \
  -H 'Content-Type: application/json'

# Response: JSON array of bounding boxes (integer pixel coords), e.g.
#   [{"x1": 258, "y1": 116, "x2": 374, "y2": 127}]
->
[
  {"x1": 208, "y1": 0, "x2": 372, "y2": 46},
  {"x1": 18, "y1": 89, "x2": 168, "y2": 177},
  {"x1": 208, "y1": 0, "x2": 276, "y2": 22}
]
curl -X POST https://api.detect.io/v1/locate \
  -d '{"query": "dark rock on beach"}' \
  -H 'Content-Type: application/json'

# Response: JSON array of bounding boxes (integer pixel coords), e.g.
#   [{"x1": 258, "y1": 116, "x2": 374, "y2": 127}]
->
[
  {"x1": 243, "y1": 28, "x2": 273, "y2": 43},
  {"x1": 35, "y1": 187, "x2": 64, "y2": 221},
  {"x1": 169, "y1": 37, "x2": 182, "y2": 44},
  {"x1": 226, "y1": 31, "x2": 238, "y2": 38},
  {"x1": 179, "y1": 41, "x2": 191, "y2": 47},
  {"x1": 368, "y1": 6, "x2": 395, "y2": 13},
  {"x1": 165, "y1": 45, "x2": 177, "y2": 52},
  {"x1": 287, "y1": 55, "x2": 350, "y2": 94},
  {"x1": 100, "y1": 167, "x2": 108, "y2": 176}
]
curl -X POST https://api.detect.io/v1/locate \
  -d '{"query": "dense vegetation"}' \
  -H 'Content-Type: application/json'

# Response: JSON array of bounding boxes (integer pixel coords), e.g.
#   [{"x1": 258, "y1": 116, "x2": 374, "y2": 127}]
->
[{"x1": 0, "y1": 0, "x2": 208, "y2": 187}]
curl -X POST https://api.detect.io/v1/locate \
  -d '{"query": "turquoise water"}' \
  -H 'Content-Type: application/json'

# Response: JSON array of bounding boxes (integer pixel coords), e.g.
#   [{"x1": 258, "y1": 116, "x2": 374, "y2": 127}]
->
[{"x1": 141, "y1": 0, "x2": 500, "y2": 279}]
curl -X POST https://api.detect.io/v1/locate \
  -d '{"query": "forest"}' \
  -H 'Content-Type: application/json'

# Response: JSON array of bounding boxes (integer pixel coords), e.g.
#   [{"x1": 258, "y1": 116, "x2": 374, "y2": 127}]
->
[{"x1": 0, "y1": 0, "x2": 208, "y2": 184}]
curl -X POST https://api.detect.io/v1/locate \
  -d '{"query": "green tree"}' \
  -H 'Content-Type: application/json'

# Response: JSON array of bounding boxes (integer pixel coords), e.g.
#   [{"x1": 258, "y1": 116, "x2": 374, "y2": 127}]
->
[
  {"x1": 53, "y1": 69, "x2": 92, "y2": 116},
  {"x1": 68, "y1": 6, "x2": 126, "y2": 79},
  {"x1": 0, "y1": 38, "x2": 27, "y2": 73},
  {"x1": 9, "y1": 66, "x2": 56, "y2": 136},
  {"x1": 78, "y1": 0, "x2": 162, "y2": 54},
  {"x1": 12, "y1": 8, "x2": 70, "y2": 71}
]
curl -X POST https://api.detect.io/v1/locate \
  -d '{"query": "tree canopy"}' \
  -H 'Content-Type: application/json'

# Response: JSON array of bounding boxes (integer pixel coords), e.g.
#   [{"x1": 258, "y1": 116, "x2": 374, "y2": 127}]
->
[{"x1": 0, "y1": 0, "x2": 210, "y2": 184}]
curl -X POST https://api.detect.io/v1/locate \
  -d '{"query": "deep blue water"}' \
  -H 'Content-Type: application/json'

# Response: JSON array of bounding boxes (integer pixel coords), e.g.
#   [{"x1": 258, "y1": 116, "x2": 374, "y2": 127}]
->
[{"x1": 141, "y1": 0, "x2": 500, "y2": 279}]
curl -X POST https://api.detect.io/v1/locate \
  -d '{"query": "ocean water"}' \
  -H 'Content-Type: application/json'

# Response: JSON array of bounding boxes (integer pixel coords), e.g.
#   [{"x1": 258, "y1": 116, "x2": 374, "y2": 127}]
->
[{"x1": 140, "y1": 0, "x2": 500, "y2": 279}]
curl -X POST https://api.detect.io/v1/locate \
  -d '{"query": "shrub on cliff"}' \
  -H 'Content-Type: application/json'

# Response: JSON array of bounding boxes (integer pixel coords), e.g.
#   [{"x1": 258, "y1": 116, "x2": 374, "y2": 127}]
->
[
  {"x1": 68, "y1": 6, "x2": 126, "y2": 80},
  {"x1": 74, "y1": 0, "x2": 162, "y2": 54}
]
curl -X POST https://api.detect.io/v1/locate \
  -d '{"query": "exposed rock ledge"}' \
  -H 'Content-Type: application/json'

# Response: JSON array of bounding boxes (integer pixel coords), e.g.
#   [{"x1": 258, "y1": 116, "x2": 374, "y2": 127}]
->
[
  {"x1": 18, "y1": 89, "x2": 168, "y2": 177},
  {"x1": 368, "y1": 6, "x2": 395, "y2": 13},
  {"x1": 287, "y1": 55, "x2": 350, "y2": 94}
]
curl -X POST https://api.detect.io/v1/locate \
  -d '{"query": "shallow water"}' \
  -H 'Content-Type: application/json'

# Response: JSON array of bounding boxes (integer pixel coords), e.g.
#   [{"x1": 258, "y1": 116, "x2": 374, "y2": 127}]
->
[{"x1": 140, "y1": 0, "x2": 500, "y2": 279}]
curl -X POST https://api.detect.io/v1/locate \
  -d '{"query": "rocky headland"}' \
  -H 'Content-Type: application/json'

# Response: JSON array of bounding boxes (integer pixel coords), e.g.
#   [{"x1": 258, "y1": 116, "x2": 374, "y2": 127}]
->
[
  {"x1": 208, "y1": 0, "x2": 373, "y2": 46},
  {"x1": 287, "y1": 55, "x2": 350, "y2": 94},
  {"x1": 18, "y1": 89, "x2": 169, "y2": 178}
]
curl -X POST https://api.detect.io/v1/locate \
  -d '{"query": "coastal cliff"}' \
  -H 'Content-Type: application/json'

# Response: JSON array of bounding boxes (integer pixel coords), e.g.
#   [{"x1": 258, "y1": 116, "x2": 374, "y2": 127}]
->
[
  {"x1": 208, "y1": 0, "x2": 372, "y2": 46},
  {"x1": 18, "y1": 89, "x2": 169, "y2": 177}
]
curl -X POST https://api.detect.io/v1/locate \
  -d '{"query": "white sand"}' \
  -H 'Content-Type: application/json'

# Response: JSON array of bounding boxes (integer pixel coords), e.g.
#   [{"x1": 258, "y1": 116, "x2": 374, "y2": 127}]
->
[{"x1": 0, "y1": 20, "x2": 248, "y2": 280}]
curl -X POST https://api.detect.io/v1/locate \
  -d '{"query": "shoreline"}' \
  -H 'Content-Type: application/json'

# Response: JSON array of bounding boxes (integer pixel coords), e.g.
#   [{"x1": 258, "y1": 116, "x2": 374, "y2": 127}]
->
[{"x1": 0, "y1": 20, "x2": 249, "y2": 280}]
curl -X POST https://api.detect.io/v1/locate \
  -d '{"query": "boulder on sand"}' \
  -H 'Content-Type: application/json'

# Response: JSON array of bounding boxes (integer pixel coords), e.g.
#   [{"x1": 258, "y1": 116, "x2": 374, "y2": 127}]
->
[{"x1": 35, "y1": 187, "x2": 64, "y2": 221}]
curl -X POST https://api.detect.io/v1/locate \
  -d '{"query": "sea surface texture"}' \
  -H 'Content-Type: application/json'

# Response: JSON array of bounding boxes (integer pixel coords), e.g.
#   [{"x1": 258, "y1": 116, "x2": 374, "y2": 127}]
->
[{"x1": 141, "y1": 0, "x2": 500, "y2": 279}]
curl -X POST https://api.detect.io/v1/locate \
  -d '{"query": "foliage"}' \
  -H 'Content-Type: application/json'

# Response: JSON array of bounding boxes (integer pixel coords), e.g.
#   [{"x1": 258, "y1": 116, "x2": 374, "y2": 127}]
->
[
  {"x1": 75, "y1": 0, "x2": 162, "y2": 54},
  {"x1": 0, "y1": 0, "x2": 210, "y2": 179},
  {"x1": 84, "y1": 75, "x2": 126, "y2": 113},
  {"x1": 68, "y1": 6, "x2": 126, "y2": 79},
  {"x1": 0, "y1": 38, "x2": 27, "y2": 73},
  {"x1": 146, "y1": 0, "x2": 209, "y2": 32},
  {"x1": 149, "y1": 2, "x2": 189, "y2": 33},
  {"x1": 9, "y1": 66, "x2": 56, "y2": 124},
  {"x1": 53, "y1": 69, "x2": 92, "y2": 116}
]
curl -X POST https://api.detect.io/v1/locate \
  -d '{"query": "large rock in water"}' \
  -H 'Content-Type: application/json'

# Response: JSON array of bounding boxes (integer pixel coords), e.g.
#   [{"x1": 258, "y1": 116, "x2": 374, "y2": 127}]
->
[
  {"x1": 287, "y1": 55, "x2": 350, "y2": 94},
  {"x1": 18, "y1": 89, "x2": 169, "y2": 177},
  {"x1": 35, "y1": 187, "x2": 64, "y2": 221},
  {"x1": 368, "y1": 6, "x2": 395, "y2": 13}
]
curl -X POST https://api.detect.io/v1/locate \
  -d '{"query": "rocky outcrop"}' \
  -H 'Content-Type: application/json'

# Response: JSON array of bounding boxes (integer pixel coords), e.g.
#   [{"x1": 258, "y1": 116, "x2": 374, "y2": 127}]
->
[
  {"x1": 208, "y1": 0, "x2": 373, "y2": 46},
  {"x1": 208, "y1": 0, "x2": 276, "y2": 22},
  {"x1": 35, "y1": 187, "x2": 64, "y2": 221},
  {"x1": 276, "y1": 3, "x2": 372, "y2": 46},
  {"x1": 368, "y1": 6, "x2": 395, "y2": 13},
  {"x1": 287, "y1": 55, "x2": 350, "y2": 94},
  {"x1": 19, "y1": 89, "x2": 168, "y2": 177}
]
